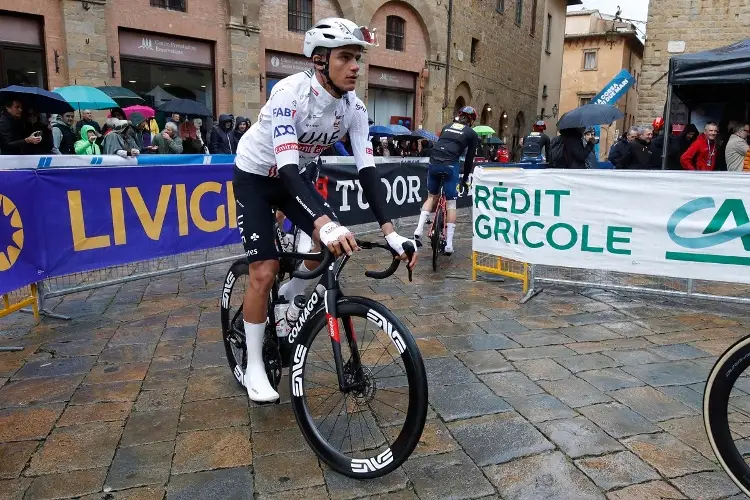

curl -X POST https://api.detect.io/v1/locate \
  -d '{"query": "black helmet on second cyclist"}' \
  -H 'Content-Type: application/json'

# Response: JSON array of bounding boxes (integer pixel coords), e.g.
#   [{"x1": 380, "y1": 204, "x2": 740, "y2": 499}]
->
[{"x1": 458, "y1": 106, "x2": 477, "y2": 124}]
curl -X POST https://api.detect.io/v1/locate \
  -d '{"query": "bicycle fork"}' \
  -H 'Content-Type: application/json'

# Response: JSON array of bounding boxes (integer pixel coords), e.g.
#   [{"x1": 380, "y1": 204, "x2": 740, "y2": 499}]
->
[{"x1": 323, "y1": 288, "x2": 365, "y2": 393}]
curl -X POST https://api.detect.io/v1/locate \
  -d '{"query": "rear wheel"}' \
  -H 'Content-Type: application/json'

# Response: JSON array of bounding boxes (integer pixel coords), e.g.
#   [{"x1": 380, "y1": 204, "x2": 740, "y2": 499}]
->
[
  {"x1": 220, "y1": 259, "x2": 282, "y2": 390},
  {"x1": 221, "y1": 260, "x2": 249, "y2": 386},
  {"x1": 290, "y1": 297, "x2": 428, "y2": 478}
]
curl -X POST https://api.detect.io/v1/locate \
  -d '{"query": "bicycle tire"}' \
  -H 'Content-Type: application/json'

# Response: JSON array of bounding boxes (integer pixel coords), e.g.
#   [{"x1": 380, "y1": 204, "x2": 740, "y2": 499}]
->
[
  {"x1": 704, "y1": 335, "x2": 750, "y2": 497},
  {"x1": 290, "y1": 296, "x2": 428, "y2": 479},
  {"x1": 221, "y1": 259, "x2": 249, "y2": 387},
  {"x1": 432, "y1": 207, "x2": 444, "y2": 272}
]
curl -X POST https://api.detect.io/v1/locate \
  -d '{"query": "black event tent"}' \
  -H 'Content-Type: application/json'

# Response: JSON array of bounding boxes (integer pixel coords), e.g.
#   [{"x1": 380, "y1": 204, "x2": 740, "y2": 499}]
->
[{"x1": 662, "y1": 39, "x2": 750, "y2": 168}]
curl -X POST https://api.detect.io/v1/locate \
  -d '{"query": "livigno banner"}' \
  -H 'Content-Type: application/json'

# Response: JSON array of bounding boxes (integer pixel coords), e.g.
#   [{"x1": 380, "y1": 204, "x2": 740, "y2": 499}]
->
[{"x1": 472, "y1": 167, "x2": 750, "y2": 284}]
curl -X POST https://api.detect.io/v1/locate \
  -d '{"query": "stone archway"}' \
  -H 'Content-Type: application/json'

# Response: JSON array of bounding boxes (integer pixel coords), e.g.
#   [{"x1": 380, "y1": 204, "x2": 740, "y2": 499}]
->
[
  {"x1": 453, "y1": 81, "x2": 472, "y2": 115},
  {"x1": 480, "y1": 103, "x2": 492, "y2": 125},
  {"x1": 453, "y1": 96, "x2": 466, "y2": 119},
  {"x1": 512, "y1": 111, "x2": 526, "y2": 160},
  {"x1": 498, "y1": 110, "x2": 508, "y2": 141},
  {"x1": 359, "y1": 0, "x2": 440, "y2": 57}
]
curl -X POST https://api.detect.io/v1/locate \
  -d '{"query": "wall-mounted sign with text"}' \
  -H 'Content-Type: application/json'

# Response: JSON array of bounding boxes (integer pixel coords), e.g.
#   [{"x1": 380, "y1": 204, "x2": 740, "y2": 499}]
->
[{"x1": 119, "y1": 30, "x2": 213, "y2": 66}]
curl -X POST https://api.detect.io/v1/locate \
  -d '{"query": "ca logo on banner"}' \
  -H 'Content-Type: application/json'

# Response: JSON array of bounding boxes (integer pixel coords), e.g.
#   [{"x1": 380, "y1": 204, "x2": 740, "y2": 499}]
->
[{"x1": 666, "y1": 197, "x2": 750, "y2": 266}]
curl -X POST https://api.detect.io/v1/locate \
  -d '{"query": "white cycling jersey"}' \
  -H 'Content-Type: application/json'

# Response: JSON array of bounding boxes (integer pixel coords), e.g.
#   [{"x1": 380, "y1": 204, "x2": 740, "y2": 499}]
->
[{"x1": 236, "y1": 70, "x2": 374, "y2": 177}]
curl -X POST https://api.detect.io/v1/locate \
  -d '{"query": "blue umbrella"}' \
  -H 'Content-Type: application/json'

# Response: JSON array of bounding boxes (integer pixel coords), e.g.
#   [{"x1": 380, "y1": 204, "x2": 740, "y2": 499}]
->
[
  {"x1": 156, "y1": 98, "x2": 211, "y2": 117},
  {"x1": 0, "y1": 86, "x2": 74, "y2": 114},
  {"x1": 557, "y1": 104, "x2": 624, "y2": 130},
  {"x1": 414, "y1": 129, "x2": 439, "y2": 142},
  {"x1": 389, "y1": 124, "x2": 411, "y2": 135},
  {"x1": 369, "y1": 125, "x2": 394, "y2": 137},
  {"x1": 53, "y1": 86, "x2": 118, "y2": 111}
]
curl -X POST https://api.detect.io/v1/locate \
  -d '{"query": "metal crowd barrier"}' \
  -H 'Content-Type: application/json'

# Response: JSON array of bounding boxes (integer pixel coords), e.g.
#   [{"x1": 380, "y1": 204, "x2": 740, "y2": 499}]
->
[
  {"x1": 470, "y1": 252, "x2": 750, "y2": 305},
  {"x1": 24, "y1": 219, "x2": 401, "y2": 320},
  {"x1": 1, "y1": 285, "x2": 38, "y2": 319}
]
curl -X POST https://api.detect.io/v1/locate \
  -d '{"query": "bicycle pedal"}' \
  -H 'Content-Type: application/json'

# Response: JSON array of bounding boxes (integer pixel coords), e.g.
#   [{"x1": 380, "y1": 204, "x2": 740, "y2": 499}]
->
[{"x1": 255, "y1": 398, "x2": 281, "y2": 406}]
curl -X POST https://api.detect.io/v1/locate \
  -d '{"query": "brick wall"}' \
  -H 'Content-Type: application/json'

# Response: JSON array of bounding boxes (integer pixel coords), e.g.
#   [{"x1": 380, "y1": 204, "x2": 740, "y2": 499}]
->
[
  {"x1": 0, "y1": 0, "x2": 547, "y2": 138},
  {"x1": 636, "y1": 0, "x2": 750, "y2": 123},
  {"x1": 366, "y1": 2, "x2": 429, "y2": 128},
  {"x1": 447, "y1": 0, "x2": 543, "y2": 143},
  {"x1": 0, "y1": 0, "x2": 68, "y2": 89},
  {"x1": 106, "y1": 0, "x2": 233, "y2": 115},
  {"x1": 62, "y1": 0, "x2": 108, "y2": 88}
]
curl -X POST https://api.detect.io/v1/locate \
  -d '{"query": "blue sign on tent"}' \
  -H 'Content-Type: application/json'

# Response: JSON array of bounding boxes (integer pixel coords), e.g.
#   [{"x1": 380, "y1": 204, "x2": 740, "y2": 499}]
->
[
  {"x1": 590, "y1": 69, "x2": 636, "y2": 158},
  {"x1": 591, "y1": 69, "x2": 636, "y2": 106}
]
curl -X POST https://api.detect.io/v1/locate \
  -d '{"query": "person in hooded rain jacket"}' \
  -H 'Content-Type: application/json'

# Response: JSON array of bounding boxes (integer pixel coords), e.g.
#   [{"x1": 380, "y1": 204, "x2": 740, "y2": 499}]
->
[
  {"x1": 208, "y1": 113, "x2": 235, "y2": 154},
  {"x1": 231, "y1": 116, "x2": 250, "y2": 152},
  {"x1": 75, "y1": 124, "x2": 102, "y2": 155}
]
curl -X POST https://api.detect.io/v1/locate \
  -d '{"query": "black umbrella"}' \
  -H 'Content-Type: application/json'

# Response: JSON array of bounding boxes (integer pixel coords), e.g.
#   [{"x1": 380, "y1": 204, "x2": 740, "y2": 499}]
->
[
  {"x1": 557, "y1": 104, "x2": 624, "y2": 130},
  {"x1": 157, "y1": 98, "x2": 211, "y2": 117},
  {"x1": 97, "y1": 86, "x2": 144, "y2": 107},
  {"x1": 0, "y1": 86, "x2": 74, "y2": 114}
]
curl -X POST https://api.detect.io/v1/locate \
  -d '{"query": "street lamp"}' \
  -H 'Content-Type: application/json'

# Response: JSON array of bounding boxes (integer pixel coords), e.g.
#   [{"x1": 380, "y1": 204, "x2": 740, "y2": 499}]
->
[{"x1": 540, "y1": 104, "x2": 558, "y2": 120}]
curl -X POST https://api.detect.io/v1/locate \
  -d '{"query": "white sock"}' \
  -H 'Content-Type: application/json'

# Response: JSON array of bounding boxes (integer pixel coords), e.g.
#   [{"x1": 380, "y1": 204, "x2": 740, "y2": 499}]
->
[
  {"x1": 446, "y1": 223, "x2": 456, "y2": 250},
  {"x1": 415, "y1": 210, "x2": 430, "y2": 237},
  {"x1": 242, "y1": 320, "x2": 279, "y2": 403},
  {"x1": 278, "y1": 262, "x2": 312, "y2": 301}
]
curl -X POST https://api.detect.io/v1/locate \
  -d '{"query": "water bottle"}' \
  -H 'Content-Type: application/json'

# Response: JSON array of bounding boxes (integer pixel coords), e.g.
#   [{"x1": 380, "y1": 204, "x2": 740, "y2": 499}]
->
[
  {"x1": 284, "y1": 295, "x2": 308, "y2": 331},
  {"x1": 274, "y1": 301, "x2": 290, "y2": 338}
]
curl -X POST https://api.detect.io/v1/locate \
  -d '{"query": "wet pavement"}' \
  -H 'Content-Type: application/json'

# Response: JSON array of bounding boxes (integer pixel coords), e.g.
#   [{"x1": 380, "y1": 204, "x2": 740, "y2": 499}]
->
[{"x1": 2, "y1": 219, "x2": 750, "y2": 500}]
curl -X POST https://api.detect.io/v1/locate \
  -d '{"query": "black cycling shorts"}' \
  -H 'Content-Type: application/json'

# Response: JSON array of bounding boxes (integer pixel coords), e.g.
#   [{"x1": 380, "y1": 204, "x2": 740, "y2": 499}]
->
[{"x1": 233, "y1": 167, "x2": 337, "y2": 263}]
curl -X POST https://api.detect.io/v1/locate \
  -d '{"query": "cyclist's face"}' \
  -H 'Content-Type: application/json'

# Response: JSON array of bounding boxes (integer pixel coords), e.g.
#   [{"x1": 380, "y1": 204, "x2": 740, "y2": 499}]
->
[{"x1": 327, "y1": 46, "x2": 362, "y2": 92}]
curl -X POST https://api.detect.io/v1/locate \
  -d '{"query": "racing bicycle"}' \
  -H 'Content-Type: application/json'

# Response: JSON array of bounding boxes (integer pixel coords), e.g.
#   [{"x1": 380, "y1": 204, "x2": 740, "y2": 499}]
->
[
  {"x1": 426, "y1": 173, "x2": 449, "y2": 271},
  {"x1": 220, "y1": 220, "x2": 427, "y2": 478},
  {"x1": 704, "y1": 335, "x2": 750, "y2": 497}
]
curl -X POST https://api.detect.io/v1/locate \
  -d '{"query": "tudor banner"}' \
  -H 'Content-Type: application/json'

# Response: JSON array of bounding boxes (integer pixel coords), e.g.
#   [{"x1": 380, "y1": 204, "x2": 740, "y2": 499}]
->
[
  {"x1": 0, "y1": 160, "x2": 479, "y2": 295},
  {"x1": 472, "y1": 167, "x2": 750, "y2": 284},
  {"x1": 317, "y1": 161, "x2": 472, "y2": 226}
]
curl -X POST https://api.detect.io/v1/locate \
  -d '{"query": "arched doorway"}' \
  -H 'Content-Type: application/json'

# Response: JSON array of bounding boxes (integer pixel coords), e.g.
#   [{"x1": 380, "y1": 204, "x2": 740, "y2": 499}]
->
[
  {"x1": 480, "y1": 103, "x2": 492, "y2": 125},
  {"x1": 498, "y1": 110, "x2": 508, "y2": 142},
  {"x1": 512, "y1": 111, "x2": 526, "y2": 161},
  {"x1": 454, "y1": 96, "x2": 466, "y2": 119},
  {"x1": 453, "y1": 81, "x2": 472, "y2": 119}
]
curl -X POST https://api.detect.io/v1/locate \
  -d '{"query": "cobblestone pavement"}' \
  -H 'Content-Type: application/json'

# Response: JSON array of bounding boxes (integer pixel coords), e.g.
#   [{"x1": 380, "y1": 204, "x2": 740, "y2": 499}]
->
[{"x1": 2, "y1": 219, "x2": 750, "y2": 500}]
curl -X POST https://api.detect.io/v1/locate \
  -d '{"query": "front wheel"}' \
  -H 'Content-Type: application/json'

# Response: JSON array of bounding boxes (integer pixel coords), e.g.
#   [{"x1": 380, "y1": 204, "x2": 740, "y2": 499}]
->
[
  {"x1": 704, "y1": 335, "x2": 750, "y2": 497},
  {"x1": 290, "y1": 296, "x2": 428, "y2": 479},
  {"x1": 431, "y1": 207, "x2": 444, "y2": 272}
]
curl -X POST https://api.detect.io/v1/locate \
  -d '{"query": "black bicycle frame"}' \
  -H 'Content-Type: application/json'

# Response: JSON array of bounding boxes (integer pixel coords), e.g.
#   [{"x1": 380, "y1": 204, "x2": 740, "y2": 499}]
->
[{"x1": 280, "y1": 253, "x2": 362, "y2": 392}]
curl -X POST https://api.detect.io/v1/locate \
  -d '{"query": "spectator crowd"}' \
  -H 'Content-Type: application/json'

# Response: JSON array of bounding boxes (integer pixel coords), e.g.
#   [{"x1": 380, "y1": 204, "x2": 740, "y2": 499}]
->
[
  {"x1": 606, "y1": 119, "x2": 749, "y2": 171},
  {"x1": 0, "y1": 98, "x2": 254, "y2": 157}
]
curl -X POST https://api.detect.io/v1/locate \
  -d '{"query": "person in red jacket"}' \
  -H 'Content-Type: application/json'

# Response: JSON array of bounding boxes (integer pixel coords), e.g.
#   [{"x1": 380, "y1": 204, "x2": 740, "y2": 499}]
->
[{"x1": 681, "y1": 122, "x2": 719, "y2": 170}]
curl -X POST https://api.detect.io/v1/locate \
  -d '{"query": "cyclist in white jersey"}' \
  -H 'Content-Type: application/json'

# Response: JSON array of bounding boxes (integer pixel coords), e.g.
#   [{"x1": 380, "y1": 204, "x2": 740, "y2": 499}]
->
[{"x1": 233, "y1": 17, "x2": 418, "y2": 403}]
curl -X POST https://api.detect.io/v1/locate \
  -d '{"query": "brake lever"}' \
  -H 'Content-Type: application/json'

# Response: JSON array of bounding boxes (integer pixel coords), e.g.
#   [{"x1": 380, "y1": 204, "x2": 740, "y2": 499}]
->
[{"x1": 402, "y1": 241, "x2": 415, "y2": 283}]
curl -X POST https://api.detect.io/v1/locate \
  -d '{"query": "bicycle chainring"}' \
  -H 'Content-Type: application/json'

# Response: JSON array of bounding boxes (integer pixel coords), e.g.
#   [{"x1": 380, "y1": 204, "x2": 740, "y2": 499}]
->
[{"x1": 262, "y1": 337, "x2": 283, "y2": 388}]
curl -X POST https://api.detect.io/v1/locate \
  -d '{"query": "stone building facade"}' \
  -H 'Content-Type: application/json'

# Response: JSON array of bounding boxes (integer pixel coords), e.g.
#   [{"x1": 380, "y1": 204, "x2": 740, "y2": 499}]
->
[
  {"x1": 636, "y1": 0, "x2": 750, "y2": 123},
  {"x1": 536, "y1": 0, "x2": 581, "y2": 136},
  {"x1": 0, "y1": 0, "x2": 545, "y2": 136},
  {"x1": 560, "y1": 10, "x2": 643, "y2": 158}
]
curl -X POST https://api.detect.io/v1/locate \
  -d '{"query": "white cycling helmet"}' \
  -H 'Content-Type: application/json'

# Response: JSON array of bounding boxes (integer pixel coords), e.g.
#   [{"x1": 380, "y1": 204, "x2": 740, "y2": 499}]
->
[{"x1": 303, "y1": 18, "x2": 375, "y2": 57}]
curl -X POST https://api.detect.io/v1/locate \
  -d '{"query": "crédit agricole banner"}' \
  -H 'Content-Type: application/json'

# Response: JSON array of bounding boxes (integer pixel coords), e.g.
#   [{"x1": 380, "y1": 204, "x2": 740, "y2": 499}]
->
[{"x1": 472, "y1": 167, "x2": 750, "y2": 284}]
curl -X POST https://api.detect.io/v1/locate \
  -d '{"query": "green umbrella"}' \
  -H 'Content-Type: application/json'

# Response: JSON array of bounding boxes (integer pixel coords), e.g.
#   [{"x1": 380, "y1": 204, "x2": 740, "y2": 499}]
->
[{"x1": 473, "y1": 125, "x2": 496, "y2": 136}]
